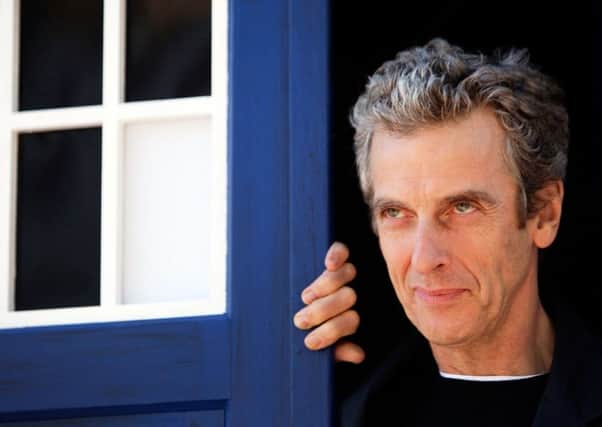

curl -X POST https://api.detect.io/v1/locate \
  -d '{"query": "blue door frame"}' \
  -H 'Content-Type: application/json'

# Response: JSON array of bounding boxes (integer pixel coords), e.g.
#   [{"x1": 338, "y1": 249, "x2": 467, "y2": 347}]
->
[
  {"x1": 0, "y1": 1, "x2": 331, "y2": 426},
  {"x1": 229, "y1": 0, "x2": 332, "y2": 424}
]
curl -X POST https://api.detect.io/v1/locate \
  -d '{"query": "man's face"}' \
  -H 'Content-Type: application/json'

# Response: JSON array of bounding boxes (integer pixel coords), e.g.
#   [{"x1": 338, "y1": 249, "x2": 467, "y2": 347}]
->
[{"x1": 369, "y1": 109, "x2": 543, "y2": 347}]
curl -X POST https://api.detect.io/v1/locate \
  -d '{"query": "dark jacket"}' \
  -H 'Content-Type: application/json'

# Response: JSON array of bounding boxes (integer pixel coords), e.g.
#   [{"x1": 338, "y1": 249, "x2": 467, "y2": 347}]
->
[{"x1": 341, "y1": 309, "x2": 602, "y2": 427}]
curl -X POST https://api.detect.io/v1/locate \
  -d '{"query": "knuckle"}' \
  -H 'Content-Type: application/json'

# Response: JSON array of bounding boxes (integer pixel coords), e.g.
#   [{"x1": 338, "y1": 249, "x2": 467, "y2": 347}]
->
[
  {"x1": 311, "y1": 270, "x2": 328, "y2": 290},
  {"x1": 330, "y1": 263, "x2": 355, "y2": 285},
  {"x1": 315, "y1": 301, "x2": 339, "y2": 325},
  {"x1": 301, "y1": 284, "x2": 319, "y2": 304},
  {"x1": 339, "y1": 286, "x2": 357, "y2": 307},
  {"x1": 334, "y1": 343, "x2": 351, "y2": 361},
  {"x1": 332, "y1": 241, "x2": 348, "y2": 255},
  {"x1": 317, "y1": 270, "x2": 343, "y2": 294},
  {"x1": 307, "y1": 270, "x2": 332, "y2": 299},
  {"x1": 326, "y1": 242, "x2": 350, "y2": 269},
  {"x1": 345, "y1": 310, "x2": 360, "y2": 332},
  {"x1": 343, "y1": 262, "x2": 357, "y2": 280},
  {"x1": 319, "y1": 321, "x2": 339, "y2": 342}
]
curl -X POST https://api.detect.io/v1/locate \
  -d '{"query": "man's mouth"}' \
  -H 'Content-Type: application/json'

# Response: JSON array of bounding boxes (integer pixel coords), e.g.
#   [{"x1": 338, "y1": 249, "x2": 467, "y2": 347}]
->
[{"x1": 414, "y1": 287, "x2": 467, "y2": 304}]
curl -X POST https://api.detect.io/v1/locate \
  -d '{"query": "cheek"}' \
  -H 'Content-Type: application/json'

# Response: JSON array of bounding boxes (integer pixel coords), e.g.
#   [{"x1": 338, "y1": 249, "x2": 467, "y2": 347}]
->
[
  {"x1": 498, "y1": 228, "x2": 534, "y2": 288},
  {"x1": 453, "y1": 234, "x2": 501, "y2": 301},
  {"x1": 378, "y1": 233, "x2": 413, "y2": 289},
  {"x1": 465, "y1": 226, "x2": 532, "y2": 302}
]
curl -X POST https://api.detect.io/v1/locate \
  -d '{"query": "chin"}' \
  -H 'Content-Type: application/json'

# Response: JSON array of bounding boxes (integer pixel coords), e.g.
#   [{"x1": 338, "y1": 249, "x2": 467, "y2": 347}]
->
[
  {"x1": 411, "y1": 314, "x2": 477, "y2": 347},
  {"x1": 421, "y1": 329, "x2": 471, "y2": 347}
]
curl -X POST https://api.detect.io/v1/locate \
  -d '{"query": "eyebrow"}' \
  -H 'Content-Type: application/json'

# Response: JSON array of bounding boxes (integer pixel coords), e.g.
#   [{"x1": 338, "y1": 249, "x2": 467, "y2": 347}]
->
[
  {"x1": 371, "y1": 198, "x2": 410, "y2": 212},
  {"x1": 443, "y1": 190, "x2": 498, "y2": 206},
  {"x1": 371, "y1": 190, "x2": 499, "y2": 212}
]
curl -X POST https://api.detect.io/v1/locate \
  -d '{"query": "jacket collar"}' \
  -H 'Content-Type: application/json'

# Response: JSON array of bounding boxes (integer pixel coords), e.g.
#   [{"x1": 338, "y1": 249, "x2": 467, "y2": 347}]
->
[
  {"x1": 533, "y1": 307, "x2": 602, "y2": 426},
  {"x1": 341, "y1": 329, "x2": 435, "y2": 427},
  {"x1": 342, "y1": 308, "x2": 602, "y2": 427}
]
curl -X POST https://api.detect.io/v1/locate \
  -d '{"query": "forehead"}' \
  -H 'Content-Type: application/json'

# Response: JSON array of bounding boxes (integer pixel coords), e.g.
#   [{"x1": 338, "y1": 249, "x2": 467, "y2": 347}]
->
[{"x1": 369, "y1": 109, "x2": 515, "y2": 202}]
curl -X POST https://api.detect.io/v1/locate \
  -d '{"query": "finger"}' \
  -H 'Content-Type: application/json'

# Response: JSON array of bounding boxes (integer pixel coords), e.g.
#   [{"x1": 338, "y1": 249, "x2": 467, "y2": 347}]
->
[
  {"x1": 324, "y1": 241, "x2": 350, "y2": 272},
  {"x1": 334, "y1": 341, "x2": 366, "y2": 364},
  {"x1": 303, "y1": 310, "x2": 360, "y2": 350},
  {"x1": 295, "y1": 287, "x2": 357, "y2": 330},
  {"x1": 301, "y1": 262, "x2": 356, "y2": 304}
]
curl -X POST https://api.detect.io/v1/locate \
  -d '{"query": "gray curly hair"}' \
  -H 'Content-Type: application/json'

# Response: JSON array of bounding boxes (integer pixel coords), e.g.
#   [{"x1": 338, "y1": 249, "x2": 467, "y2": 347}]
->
[{"x1": 351, "y1": 38, "x2": 569, "y2": 223}]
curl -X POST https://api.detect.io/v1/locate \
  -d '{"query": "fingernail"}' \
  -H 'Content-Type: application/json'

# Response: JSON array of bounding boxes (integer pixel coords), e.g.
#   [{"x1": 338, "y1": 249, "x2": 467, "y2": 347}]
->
[
  {"x1": 306, "y1": 335, "x2": 322, "y2": 349},
  {"x1": 295, "y1": 314, "x2": 308, "y2": 329},
  {"x1": 327, "y1": 254, "x2": 338, "y2": 265},
  {"x1": 302, "y1": 289, "x2": 316, "y2": 303}
]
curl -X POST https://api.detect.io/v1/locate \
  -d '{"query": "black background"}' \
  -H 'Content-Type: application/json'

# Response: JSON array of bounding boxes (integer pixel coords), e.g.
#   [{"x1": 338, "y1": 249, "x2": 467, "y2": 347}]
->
[{"x1": 330, "y1": 0, "x2": 602, "y2": 413}]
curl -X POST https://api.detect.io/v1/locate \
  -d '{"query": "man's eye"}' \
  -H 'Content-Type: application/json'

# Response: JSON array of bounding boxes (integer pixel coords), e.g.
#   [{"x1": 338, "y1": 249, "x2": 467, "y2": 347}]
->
[
  {"x1": 453, "y1": 201, "x2": 476, "y2": 214},
  {"x1": 383, "y1": 207, "x2": 403, "y2": 218}
]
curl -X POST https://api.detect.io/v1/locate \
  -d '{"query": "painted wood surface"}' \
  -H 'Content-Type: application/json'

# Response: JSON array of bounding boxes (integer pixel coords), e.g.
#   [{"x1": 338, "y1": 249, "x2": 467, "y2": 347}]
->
[
  {"x1": 228, "y1": 0, "x2": 331, "y2": 425},
  {"x1": 0, "y1": 1, "x2": 331, "y2": 425},
  {"x1": 1, "y1": 410, "x2": 223, "y2": 427}
]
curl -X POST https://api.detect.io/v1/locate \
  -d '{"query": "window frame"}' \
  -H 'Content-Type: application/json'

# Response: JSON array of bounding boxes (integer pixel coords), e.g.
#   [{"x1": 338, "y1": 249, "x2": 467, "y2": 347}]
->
[
  {"x1": 0, "y1": 1, "x2": 333, "y2": 425},
  {"x1": 0, "y1": 0, "x2": 228, "y2": 328}
]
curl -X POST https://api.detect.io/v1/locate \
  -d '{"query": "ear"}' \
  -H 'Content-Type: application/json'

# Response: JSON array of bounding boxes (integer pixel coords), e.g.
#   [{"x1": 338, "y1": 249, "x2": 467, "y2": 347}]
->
[{"x1": 530, "y1": 180, "x2": 564, "y2": 249}]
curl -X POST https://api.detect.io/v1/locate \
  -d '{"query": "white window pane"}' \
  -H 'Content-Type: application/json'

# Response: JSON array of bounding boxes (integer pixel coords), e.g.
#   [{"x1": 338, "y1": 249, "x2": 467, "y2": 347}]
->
[{"x1": 123, "y1": 118, "x2": 214, "y2": 304}]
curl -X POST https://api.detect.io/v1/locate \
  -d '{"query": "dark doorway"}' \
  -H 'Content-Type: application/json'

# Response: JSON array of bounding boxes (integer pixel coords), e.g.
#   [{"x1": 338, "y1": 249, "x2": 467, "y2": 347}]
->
[{"x1": 330, "y1": 0, "x2": 602, "y2": 419}]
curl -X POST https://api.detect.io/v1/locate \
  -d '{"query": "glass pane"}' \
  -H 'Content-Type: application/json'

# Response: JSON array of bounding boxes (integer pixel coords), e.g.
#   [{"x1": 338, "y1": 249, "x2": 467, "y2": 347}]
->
[
  {"x1": 126, "y1": 0, "x2": 211, "y2": 102},
  {"x1": 19, "y1": 0, "x2": 103, "y2": 111},
  {"x1": 123, "y1": 118, "x2": 213, "y2": 304},
  {"x1": 16, "y1": 128, "x2": 102, "y2": 310}
]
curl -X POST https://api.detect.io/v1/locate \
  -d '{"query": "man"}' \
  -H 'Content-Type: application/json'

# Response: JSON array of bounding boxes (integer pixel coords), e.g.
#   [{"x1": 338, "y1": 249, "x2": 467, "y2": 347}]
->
[{"x1": 294, "y1": 39, "x2": 602, "y2": 426}]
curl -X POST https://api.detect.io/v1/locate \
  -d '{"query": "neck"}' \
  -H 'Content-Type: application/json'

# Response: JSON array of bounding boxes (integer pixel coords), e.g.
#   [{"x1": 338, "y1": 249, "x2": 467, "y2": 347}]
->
[{"x1": 431, "y1": 281, "x2": 555, "y2": 376}]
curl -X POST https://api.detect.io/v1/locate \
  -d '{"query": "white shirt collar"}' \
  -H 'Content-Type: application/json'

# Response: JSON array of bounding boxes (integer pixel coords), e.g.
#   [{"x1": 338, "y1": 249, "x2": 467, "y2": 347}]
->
[{"x1": 439, "y1": 371, "x2": 548, "y2": 382}]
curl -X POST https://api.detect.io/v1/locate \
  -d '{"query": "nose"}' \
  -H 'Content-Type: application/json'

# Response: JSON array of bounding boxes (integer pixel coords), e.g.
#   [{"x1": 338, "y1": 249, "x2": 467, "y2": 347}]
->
[{"x1": 410, "y1": 221, "x2": 450, "y2": 274}]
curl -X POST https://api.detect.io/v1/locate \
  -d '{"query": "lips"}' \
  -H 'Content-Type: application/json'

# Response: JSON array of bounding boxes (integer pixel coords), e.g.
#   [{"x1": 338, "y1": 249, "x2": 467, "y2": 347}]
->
[{"x1": 414, "y1": 287, "x2": 467, "y2": 304}]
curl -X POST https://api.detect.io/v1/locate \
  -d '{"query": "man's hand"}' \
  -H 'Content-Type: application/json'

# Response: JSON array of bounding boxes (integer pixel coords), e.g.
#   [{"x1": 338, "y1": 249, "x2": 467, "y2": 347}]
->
[{"x1": 294, "y1": 242, "x2": 365, "y2": 364}]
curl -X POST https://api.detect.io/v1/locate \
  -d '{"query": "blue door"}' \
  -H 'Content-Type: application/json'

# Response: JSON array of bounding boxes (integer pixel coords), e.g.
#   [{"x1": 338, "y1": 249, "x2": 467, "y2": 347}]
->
[{"x1": 0, "y1": 1, "x2": 332, "y2": 425}]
